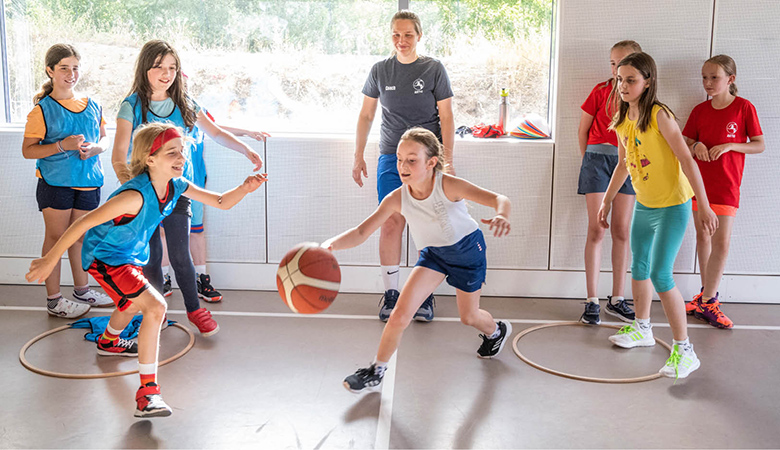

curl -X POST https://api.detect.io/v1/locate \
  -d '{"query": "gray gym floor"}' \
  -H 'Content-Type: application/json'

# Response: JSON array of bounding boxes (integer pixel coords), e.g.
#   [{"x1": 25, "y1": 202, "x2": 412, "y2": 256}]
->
[{"x1": 1, "y1": 284, "x2": 779, "y2": 449}]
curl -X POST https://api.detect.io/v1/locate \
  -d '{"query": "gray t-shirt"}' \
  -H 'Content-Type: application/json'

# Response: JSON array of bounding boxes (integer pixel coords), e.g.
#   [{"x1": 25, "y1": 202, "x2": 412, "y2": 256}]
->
[{"x1": 362, "y1": 55, "x2": 453, "y2": 155}]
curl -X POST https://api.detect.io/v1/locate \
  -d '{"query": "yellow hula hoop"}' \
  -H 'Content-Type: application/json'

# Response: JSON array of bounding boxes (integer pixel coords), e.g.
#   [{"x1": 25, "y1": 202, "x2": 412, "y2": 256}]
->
[
  {"x1": 512, "y1": 321, "x2": 673, "y2": 384},
  {"x1": 19, "y1": 323, "x2": 195, "y2": 379}
]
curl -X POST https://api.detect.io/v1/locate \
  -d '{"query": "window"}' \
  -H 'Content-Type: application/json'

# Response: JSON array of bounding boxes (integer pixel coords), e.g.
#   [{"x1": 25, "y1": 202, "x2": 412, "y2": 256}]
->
[{"x1": 3, "y1": 0, "x2": 553, "y2": 133}]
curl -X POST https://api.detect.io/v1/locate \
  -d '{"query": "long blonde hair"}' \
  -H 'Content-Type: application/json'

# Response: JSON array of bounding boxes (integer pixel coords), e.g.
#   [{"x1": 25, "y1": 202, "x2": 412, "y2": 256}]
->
[
  {"x1": 34, "y1": 44, "x2": 80, "y2": 104},
  {"x1": 124, "y1": 122, "x2": 183, "y2": 179}
]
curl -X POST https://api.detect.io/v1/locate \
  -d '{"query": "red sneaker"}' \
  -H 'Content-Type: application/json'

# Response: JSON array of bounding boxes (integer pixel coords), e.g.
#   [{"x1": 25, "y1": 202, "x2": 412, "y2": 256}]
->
[
  {"x1": 187, "y1": 308, "x2": 219, "y2": 336},
  {"x1": 134, "y1": 383, "x2": 172, "y2": 418},
  {"x1": 685, "y1": 289, "x2": 703, "y2": 315},
  {"x1": 694, "y1": 294, "x2": 734, "y2": 329},
  {"x1": 96, "y1": 337, "x2": 138, "y2": 357}
]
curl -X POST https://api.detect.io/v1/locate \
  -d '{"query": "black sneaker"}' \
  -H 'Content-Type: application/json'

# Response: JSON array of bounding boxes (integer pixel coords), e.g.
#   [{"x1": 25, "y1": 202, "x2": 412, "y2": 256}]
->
[
  {"x1": 413, "y1": 294, "x2": 435, "y2": 322},
  {"x1": 605, "y1": 296, "x2": 635, "y2": 323},
  {"x1": 197, "y1": 273, "x2": 223, "y2": 303},
  {"x1": 580, "y1": 301, "x2": 601, "y2": 325},
  {"x1": 343, "y1": 364, "x2": 385, "y2": 393},
  {"x1": 378, "y1": 289, "x2": 399, "y2": 322},
  {"x1": 477, "y1": 321, "x2": 513, "y2": 358},
  {"x1": 97, "y1": 337, "x2": 138, "y2": 357},
  {"x1": 163, "y1": 274, "x2": 172, "y2": 298}
]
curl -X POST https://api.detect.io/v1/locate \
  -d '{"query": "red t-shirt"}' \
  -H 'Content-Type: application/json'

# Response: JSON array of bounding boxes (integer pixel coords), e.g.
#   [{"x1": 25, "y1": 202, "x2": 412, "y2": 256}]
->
[
  {"x1": 682, "y1": 97, "x2": 762, "y2": 208},
  {"x1": 581, "y1": 80, "x2": 618, "y2": 146}
]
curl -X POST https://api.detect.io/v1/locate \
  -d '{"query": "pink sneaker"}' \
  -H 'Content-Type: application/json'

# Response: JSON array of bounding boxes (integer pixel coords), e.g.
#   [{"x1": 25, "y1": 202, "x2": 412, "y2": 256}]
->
[{"x1": 187, "y1": 308, "x2": 219, "y2": 336}]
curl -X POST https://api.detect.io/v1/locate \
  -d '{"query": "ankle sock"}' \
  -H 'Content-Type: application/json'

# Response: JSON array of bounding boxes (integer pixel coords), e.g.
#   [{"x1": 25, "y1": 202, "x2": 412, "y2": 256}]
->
[
  {"x1": 487, "y1": 323, "x2": 501, "y2": 339},
  {"x1": 195, "y1": 265, "x2": 206, "y2": 276},
  {"x1": 139, "y1": 362, "x2": 158, "y2": 386},
  {"x1": 673, "y1": 338, "x2": 693, "y2": 354},
  {"x1": 635, "y1": 317, "x2": 651, "y2": 331},
  {"x1": 381, "y1": 266, "x2": 400, "y2": 292},
  {"x1": 609, "y1": 296, "x2": 624, "y2": 305},
  {"x1": 46, "y1": 293, "x2": 63, "y2": 309},
  {"x1": 162, "y1": 265, "x2": 170, "y2": 277},
  {"x1": 99, "y1": 324, "x2": 122, "y2": 344},
  {"x1": 373, "y1": 358, "x2": 388, "y2": 376},
  {"x1": 586, "y1": 297, "x2": 599, "y2": 304},
  {"x1": 74, "y1": 285, "x2": 89, "y2": 296}
]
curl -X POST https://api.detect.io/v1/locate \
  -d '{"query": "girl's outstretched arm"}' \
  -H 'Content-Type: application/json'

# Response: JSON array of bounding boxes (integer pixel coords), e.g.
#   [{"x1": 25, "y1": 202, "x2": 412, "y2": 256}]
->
[
  {"x1": 441, "y1": 174, "x2": 511, "y2": 237},
  {"x1": 26, "y1": 190, "x2": 144, "y2": 283},
  {"x1": 323, "y1": 189, "x2": 401, "y2": 250},
  {"x1": 657, "y1": 109, "x2": 718, "y2": 235},
  {"x1": 196, "y1": 111, "x2": 263, "y2": 171},
  {"x1": 219, "y1": 125, "x2": 270, "y2": 142},
  {"x1": 182, "y1": 174, "x2": 267, "y2": 210}
]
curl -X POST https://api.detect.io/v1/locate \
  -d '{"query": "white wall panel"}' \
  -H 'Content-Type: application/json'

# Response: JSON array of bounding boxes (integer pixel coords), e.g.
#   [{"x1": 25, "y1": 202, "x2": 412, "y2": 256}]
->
[
  {"x1": 408, "y1": 139, "x2": 554, "y2": 270},
  {"x1": 551, "y1": 0, "x2": 713, "y2": 276},
  {"x1": 264, "y1": 134, "x2": 401, "y2": 266}
]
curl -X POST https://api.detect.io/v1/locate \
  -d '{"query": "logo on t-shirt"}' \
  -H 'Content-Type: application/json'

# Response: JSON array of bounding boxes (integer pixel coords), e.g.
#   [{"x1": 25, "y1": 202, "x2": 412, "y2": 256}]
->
[
  {"x1": 726, "y1": 122, "x2": 738, "y2": 138},
  {"x1": 385, "y1": 86, "x2": 396, "y2": 91},
  {"x1": 413, "y1": 78, "x2": 425, "y2": 94}
]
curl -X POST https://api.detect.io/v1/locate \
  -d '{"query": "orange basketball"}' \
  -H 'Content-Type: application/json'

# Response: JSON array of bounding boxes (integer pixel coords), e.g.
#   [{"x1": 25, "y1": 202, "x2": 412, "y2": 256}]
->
[{"x1": 276, "y1": 242, "x2": 341, "y2": 314}]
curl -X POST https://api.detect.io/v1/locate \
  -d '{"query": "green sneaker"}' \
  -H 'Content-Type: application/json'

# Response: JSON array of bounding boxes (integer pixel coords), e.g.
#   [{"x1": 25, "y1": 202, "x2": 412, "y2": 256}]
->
[
  {"x1": 608, "y1": 321, "x2": 655, "y2": 348},
  {"x1": 659, "y1": 344, "x2": 700, "y2": 379}
]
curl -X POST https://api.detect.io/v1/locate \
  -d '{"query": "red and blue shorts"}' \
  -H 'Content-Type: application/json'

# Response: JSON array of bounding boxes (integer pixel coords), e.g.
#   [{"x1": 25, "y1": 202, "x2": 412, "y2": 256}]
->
[{"x1": 87, "y1": 259, "x2": 151, "y2": 311}]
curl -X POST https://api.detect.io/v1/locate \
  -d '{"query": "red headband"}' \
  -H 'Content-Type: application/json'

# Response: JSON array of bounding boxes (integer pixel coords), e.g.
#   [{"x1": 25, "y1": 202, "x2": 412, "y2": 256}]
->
[{"x1": 150, "y1": 128, "x2": 183, "y2": 155}]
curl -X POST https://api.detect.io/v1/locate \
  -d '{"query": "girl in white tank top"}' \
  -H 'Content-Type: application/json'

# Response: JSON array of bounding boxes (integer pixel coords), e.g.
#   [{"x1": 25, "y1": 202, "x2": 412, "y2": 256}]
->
[{"x1": 323, "y1": 127, "x2": 514, "y2": 393}]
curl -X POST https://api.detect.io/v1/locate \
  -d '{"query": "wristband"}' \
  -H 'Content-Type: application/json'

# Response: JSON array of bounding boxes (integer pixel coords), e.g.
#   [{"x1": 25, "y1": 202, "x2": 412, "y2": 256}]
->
[
  {"x1": 693, "y1": 141, "x2": 702, "y2": 151},
  {"x1": 57, "y1": 140, "x2": 65, "y2": 153}
]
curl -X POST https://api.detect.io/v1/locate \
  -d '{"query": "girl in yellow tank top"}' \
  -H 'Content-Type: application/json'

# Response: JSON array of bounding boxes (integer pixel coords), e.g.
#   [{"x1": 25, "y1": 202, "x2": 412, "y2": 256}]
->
[{"x1": 597, "y1": 52, "x2": 718, "y2": 380}]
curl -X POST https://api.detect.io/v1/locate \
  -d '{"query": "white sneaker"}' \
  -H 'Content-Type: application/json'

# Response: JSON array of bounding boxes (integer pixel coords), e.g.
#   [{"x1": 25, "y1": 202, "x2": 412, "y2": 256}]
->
[
  {"x1": 608, "y1": 321, "x2": 655, "y2": 348},
  {"x1": 72, "y1": 288, "x2": 114, "y2": 307},
  {"x1": 47, "y1": 297, "x2": 90, "y2": 319},
  {"x1": 659, "y1": 344, "x2": 700, "y2": 379}
]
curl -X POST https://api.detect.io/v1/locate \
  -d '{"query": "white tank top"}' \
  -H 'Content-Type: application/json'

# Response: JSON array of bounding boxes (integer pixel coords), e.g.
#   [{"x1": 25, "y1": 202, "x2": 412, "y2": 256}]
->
[{"x1": 400, "y1": 171, "x2": 479, "y2": 249}]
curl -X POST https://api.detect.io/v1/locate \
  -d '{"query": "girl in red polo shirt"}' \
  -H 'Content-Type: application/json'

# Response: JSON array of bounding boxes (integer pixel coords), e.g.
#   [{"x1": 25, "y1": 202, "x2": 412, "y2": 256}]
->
[
  {"x1": 682, "y1": 55, "x2": 765, "y2": 328},
  {"x1": 576, "y1": 40, "x2": 642, "y2": 325}
]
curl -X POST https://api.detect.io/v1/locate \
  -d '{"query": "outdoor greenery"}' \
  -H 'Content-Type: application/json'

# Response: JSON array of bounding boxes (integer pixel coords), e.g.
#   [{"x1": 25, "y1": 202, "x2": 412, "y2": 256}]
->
[{"x1": 5, "y1": 0, "x2": 553, "y2": 132}]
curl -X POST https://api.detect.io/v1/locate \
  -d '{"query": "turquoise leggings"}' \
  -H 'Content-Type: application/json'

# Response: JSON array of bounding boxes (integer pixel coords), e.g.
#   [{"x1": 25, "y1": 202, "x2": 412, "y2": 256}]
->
[{"x1": 630, "y1": 199, "x2": 691, "y2": 293}]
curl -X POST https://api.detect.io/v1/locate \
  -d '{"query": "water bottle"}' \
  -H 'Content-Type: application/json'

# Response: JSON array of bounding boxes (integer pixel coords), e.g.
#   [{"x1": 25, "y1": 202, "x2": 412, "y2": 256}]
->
[{"x1": 498, "y1": 88, "x2": 509, "y2": 135}]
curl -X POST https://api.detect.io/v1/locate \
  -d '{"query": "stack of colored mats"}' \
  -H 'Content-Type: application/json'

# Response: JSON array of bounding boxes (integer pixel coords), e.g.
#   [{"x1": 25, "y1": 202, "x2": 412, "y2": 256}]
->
[{"x1": 509, "y1": 114, "x2": 551, "y2": 139}]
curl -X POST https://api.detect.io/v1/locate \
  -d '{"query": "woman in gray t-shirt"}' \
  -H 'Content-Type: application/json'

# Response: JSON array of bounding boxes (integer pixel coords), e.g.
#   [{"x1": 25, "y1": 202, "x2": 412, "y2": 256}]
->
[{"x1": 352, "y1": 10, "x2": 454, "y2": 322}]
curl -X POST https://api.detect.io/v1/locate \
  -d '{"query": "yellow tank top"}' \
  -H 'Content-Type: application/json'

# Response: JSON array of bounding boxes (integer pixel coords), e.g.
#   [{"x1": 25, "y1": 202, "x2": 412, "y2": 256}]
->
[{"x1": 615, "y1": 104, "x2": 693, "y2": 208}]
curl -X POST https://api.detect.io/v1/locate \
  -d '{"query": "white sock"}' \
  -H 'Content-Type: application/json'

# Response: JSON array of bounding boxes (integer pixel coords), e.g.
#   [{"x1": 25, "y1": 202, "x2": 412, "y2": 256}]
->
[
  {"x1": 587, "y1": 296, "x2": 599, "y2": 304},
  {"x1": 106, "y1": 323, "x2": 122, "y2": 336},
  {"x1": 635, "y1": 317, "x2": 652, "y2": 330},
  {"x1": 162, "y1": 265, "x2": 170, "y2": 276},
  {"x1": 488, "y1": 323, "x2": 501, "y2": 339},
  {"x1": 610, "y1": 296, "x2": 624, "y2": 305},
  {"x1": 195, "y1": 265, "x2": 207, "y2": 275},
  {"x1": 381, "y1": 265, "x2": 400, "y2": 292},
  {"x1": 372, "y1": 358, "x2": 388, "y2": 375},
  {"x1": 673, "y1": 338, "x2": 693, "y2": 353}
]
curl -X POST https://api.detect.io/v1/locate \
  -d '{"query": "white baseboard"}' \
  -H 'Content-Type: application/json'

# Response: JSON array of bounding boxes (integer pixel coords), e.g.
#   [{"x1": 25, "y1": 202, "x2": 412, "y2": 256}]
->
[{"x1": 2, "y1": 257, "x2": 778, "y2": 304}]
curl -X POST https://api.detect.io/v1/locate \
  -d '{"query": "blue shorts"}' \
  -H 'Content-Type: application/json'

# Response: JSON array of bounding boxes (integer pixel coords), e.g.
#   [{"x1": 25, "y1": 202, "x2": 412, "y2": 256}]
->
[
  {"x1": 190, "y1": 199, "x2": 204, "y2": 233},
  {"x1": 377, "y1": 153, "x2": 402, "y2": 202},
  {"x1": 416, "y1": 229, "x2": 487, "y2": 293},
  {"x1": 578, "y1": 145, "x2": 635, "y2": 195},
  {"x1": 36, "y1": 178, "x2": 101, "y2": 211}
]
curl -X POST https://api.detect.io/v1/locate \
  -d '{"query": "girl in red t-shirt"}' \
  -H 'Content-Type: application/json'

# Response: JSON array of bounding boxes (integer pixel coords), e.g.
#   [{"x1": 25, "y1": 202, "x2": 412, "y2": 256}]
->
[
  {"x1": 682, "y1": 55, "x2": 765, "y2": 328},
  {"x1": 575, "y1": 40, "x2": 641, "y2": 325}
]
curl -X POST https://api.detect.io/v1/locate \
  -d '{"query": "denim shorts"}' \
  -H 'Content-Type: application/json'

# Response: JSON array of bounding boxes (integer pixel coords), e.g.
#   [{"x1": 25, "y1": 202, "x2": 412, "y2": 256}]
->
[
  {"x1": 577, "y1": 145, "x2": 635, "y2": 195},
  {"x1": 36, "y1": 178, "x2": 101, "y2": 211},
  {"x1": 416, "y1": 229, "x2": 487, "y2": 293}
]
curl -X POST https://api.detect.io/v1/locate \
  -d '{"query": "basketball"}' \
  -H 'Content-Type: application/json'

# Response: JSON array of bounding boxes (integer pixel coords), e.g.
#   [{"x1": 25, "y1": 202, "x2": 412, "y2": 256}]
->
[{"x1": 276, "y1": 242, "x2": 341, "y2": 314}]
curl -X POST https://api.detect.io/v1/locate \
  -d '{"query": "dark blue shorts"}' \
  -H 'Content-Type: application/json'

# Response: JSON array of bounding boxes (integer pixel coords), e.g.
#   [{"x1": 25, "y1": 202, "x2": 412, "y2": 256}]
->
[
  {"x1": 416, "y1": 229, "x2": 487, "y2": 293},
  {"x1": 36, "y1": 178, "x2": 101, "y2": 211},
  {"x1": 577, "y1": 146, "x2": 635, "y2": 195},
  {"x1": 377, "y1": 153, "x2": 402, "y2": 202}
]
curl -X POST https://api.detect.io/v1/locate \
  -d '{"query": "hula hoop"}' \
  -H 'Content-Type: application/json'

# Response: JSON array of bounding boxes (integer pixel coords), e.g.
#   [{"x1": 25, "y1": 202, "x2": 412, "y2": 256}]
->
[
  {"x1": 512, "y1": 321, "x2": 672, "y2": 384},
  {"x1": 19, "y1": 323, "x2": 195, "y2": 379}
]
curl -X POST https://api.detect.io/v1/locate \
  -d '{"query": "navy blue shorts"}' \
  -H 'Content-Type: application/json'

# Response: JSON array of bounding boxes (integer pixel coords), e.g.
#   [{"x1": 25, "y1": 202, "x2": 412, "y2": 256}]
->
[
  {"x1": 377, "y1": 153, "x2": 402, "y2": 202},
  {"x1": 36, "y1": 178, "x2": 101, "y2": 211},
  {"x1": 577, "y1": 145, "x2": 635, "y2": 195},
  {"x1": 416, "y1": 229, "x2": 487, "y2": 293}
]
